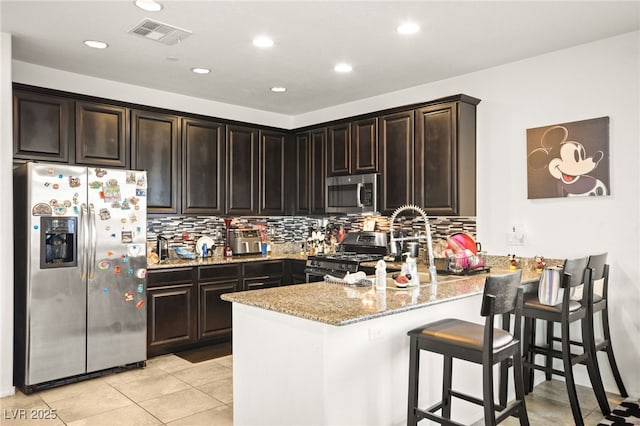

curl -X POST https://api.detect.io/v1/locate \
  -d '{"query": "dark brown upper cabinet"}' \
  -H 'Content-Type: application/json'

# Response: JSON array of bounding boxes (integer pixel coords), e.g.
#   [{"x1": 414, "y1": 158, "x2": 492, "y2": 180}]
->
[
  {"x1": 327, "y1": 123, "x2": 351, "y2": 176},
  {"x1": 131, "y1": 109, "x2": 180, "y2": 214},
  {"x1": 351, "y1": 118, "x2": 378, "y2": 174},
  {"x1": 414, "y1": 98, "x2": 478, "y2": 216},
  {"x1": 293, "y1": 132, "x2": 310, "y2": 214},
  {"x1": 226, "y1": 125, "x2": 259, "y2": 215},
  {"x1": 310, "y1": 128, "x2": 327, "y2": 214},
  {"x1": 13, "y1": 89, "x2": 73, "y2": 163},
  {"x1": 259, "y1": 130, "x2": 287, "y2": 215},
  {"x1": 181, "y1": 118, "x2": 225, "y2": 215},
  {"x1": 378, "y1": 110, "x2": 414, "y2": 215},
  {"x1": 75, "y1": 101, "x2": 129, "y2": 168},
  {"x1": 293, "y1": 128, "x2": 327, "y2": 215}
]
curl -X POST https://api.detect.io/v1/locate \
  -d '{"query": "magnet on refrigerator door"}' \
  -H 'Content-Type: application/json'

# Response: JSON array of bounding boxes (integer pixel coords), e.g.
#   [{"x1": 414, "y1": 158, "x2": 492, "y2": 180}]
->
[
  {"x1": 69, "y1": 176, "x2": 81, "y2": 188},
  {"x1": 32, "y1": 203, "x2": 52, "y2": 216},
  {"x1": 128, "y1": 245, "x2": 142, "y2": 256}
]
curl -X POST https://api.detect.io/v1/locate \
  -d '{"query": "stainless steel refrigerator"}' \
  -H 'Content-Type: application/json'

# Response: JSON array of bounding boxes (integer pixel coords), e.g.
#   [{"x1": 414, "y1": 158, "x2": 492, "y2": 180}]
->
[{"x1": 14, "y1": 162, "x2": 148, "y2": 392}]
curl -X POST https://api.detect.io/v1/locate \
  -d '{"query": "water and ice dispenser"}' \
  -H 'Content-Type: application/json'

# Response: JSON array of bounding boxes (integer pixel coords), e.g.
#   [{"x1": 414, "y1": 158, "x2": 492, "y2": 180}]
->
[{"x1": 40, "y1": 217, "x2": 77, "y2": 268}]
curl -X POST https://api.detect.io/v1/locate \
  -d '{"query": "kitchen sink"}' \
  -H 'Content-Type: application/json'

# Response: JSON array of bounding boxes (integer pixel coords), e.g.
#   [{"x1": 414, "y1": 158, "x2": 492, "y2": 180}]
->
[{"x1": 386, "y1": 272, "x2": 464, "y2": 289}]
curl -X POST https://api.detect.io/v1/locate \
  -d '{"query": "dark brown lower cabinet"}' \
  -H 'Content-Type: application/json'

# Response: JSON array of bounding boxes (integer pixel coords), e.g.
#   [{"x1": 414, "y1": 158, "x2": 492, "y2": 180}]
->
[
  {"x1": 147, "y1": 261, "x2": 287, "y2": 356},
  {"x1": 288, "y1": 259, "x2": 308, "y2": 285},
  {"x1": 198, "y1": 264, "x2": 241, "y2": 342},
  {"x1": 242, "y1": 260, "x2": 284, "y2": 290},
  {"x1": 147, "y1": 267, "x2": 197, "y2": 357}
]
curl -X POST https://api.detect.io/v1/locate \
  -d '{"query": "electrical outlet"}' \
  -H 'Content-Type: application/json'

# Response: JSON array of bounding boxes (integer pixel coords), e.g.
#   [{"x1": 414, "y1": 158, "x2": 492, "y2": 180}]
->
[
  {"x1": 506, "y1": 224, "x2": 525, "y2": 245},
  {"x1": 368, "y1": 327, "x2": 384, "y2": 341}
]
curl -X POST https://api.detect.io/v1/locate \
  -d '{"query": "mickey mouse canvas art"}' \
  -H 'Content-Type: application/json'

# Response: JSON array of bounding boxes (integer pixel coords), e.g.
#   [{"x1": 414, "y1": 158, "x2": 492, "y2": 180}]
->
[{"x1": 526, "y1": 116, "x2": 610, "y2": 199}]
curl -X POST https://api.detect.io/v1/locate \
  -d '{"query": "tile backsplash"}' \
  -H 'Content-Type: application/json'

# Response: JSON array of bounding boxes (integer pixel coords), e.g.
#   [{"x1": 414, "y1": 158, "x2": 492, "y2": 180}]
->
[{"x1": 147, "y1": 214, "x2": 476, "y2": 255}]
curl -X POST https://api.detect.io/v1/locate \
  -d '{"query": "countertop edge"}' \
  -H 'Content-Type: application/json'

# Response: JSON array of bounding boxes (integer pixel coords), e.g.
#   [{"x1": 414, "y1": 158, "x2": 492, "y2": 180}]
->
[{"x1": 148, "y1": 253, "x2": 307, "y2": 269}]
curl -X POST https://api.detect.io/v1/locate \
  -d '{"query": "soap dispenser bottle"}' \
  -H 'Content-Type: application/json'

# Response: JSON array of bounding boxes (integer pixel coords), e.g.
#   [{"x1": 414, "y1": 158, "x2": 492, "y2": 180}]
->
[
  {"x1": 375, "y1": 259, "x2": 387, "y2": 291},
  {"x1": 404, "y1": 253, "x2": 420, "y2": 287}
]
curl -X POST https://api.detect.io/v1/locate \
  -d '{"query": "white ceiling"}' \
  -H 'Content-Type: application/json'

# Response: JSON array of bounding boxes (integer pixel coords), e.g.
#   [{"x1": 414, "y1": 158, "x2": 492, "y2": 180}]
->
[{"x1": 1, "y1": 1, "x2": 639, "y2": 115}]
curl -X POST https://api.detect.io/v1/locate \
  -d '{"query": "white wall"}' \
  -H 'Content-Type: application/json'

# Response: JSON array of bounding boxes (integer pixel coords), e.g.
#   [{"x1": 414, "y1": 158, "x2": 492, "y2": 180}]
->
[
  {"x1": 3, "y1": 31, "x2": 639, "y2": 398},
  {"x1": 296, "y1": 32, "x2": 640, "y2": 396},
  {"x1": 1, "y1": 32, "x2": 14, "y2": 397}
]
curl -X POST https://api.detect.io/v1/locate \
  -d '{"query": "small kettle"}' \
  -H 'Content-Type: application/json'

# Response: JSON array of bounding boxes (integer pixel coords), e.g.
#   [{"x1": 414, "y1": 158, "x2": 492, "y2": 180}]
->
[{"x1": 157, "y1": 236, "x2": 169, "y2": 261}]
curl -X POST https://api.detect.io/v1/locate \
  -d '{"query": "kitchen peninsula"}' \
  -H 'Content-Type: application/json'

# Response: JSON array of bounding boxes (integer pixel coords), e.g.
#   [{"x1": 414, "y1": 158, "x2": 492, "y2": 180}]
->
[{"x1": 222, "y1": 262, "x2": 544, "y2": 426}]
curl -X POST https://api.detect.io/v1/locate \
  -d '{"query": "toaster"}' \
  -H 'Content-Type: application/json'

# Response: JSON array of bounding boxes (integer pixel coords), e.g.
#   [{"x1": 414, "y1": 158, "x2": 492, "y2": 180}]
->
[{"x1": 229, "y1": 229, "x2": 262, "y2": 255}]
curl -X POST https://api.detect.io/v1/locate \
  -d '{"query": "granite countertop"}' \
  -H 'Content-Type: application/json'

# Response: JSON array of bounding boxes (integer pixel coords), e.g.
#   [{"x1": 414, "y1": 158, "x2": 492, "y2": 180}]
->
[
  {"x1": 148, "y1": 253, "x2": 308, "y2": 269},
  {"x1": 221, "y1": 267, "x2": 542, "y2": 326}
]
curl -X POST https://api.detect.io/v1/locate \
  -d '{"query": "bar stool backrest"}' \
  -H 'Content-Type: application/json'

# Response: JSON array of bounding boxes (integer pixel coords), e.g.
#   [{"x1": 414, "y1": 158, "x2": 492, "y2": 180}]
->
[
  {"x1": 561, "y1": 256, "x2": 592, "y2": 311},
  {"x1": 562, "y1": 256, "x2": 589, "y2": 289},
  {"x1": 481, "y1": 270, "x2": 523, "y2": 317},
  {"x1": 587, "y1": 253, "x2": 608, "y2": 300}
]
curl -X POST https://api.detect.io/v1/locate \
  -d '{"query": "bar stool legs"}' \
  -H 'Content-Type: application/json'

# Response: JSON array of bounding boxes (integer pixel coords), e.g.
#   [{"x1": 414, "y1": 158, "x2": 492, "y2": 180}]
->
[
  {"x1": 522, "y1": 257, "x2": 611, "y2": 426},
  {"x1": 599, "y1": 307, "x2": 628, "y2": 397},
  {"x1": 407, "y1": 337, "x2": 419, "y2": 425},
  {"x1": 407, "y1": 272, "x2": 529, "y2": 426}
]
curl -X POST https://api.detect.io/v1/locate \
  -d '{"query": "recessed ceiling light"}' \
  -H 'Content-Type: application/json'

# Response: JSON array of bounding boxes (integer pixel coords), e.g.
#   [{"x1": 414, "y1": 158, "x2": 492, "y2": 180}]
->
[
  {"x1": 191, "y1": 67, "x2": 210, "y2": 74},
  {"x1": 253, "y1": 36, "x2": 274, "y2": 48},
  {"x1": 271, "y1": 86, "x2": 286, "y2": 93},
  {"x1": 135, "y1": 0, "x2": 163, "y2": 12},
  {"x1": 83, "y1": 40, "x2": 108, "y2": 49},
  {"x1": 334, "y1": 63, "x2": 353, "y2": 73},
  {"x1": 397, "y1": 22, "x2": 420, "y2": 35}
]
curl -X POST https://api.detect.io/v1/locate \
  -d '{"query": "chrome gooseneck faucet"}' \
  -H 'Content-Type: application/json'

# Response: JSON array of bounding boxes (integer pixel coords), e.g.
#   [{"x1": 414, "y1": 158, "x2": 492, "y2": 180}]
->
[{"x1": 389, "y1": 204, "x2": 437, "y2": 284}]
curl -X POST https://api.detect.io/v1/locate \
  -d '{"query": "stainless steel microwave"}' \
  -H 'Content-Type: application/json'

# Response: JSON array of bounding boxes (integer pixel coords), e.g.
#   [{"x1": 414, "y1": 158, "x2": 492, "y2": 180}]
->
[{"x1": 325, "y1": 173, "x2": 379, "y2": 214}]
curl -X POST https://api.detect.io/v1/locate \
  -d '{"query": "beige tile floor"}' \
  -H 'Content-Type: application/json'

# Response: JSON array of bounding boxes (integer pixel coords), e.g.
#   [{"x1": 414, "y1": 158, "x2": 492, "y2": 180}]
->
[
  {"x1": 0, "y1": 354, "x2": 233, "y2": 426},
  {"x1": 0, "y1": 352, "x2": 629, "y2": 425}
]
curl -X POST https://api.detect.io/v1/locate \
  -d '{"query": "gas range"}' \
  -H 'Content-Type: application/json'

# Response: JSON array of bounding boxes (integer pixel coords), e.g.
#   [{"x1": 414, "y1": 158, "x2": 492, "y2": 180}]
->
[
  {"x1": 304, "y1": 232, "x2": 387, "y2": 280},
  {"x1": 305, "y1": 252, "x2": 384, "y2": 278}
]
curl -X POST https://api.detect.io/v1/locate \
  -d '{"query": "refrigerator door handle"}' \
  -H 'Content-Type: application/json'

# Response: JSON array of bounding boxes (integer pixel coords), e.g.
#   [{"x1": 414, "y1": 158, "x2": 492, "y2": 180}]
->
[
  {"x1": 88, "y1": 203, "x2": 97, "y2": 279},
  {"x1": 80, "y1": 203, "x2": 89, "y2": 280}
]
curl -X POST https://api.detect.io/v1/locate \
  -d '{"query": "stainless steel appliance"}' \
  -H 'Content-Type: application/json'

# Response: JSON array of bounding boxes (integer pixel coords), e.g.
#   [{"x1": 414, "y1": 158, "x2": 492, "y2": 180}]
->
[
  {"x1": 14, "y1": 162, "x2": 147, "y2": 393},
  {"x1": 229, "y1": 229, "x2": 262, "y2": 255},
  {"x1": 157, "y1": 235, "x2": 169, "y2": 261},
  {"x1": 325, "y1": 173, "x2": 379, "y2": 214},
  {"x1": 304, "y1": 231, "x2": 387, "y2": 282}
]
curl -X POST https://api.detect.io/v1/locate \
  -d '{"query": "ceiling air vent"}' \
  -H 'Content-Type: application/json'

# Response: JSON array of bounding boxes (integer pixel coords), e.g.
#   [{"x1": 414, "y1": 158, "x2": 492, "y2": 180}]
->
[{"x1": 128, "y1": 18, "x2": 192, "y2": 45}]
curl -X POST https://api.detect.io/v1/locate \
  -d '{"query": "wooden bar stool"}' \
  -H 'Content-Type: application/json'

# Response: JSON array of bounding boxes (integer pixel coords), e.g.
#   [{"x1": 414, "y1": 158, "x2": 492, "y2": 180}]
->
[
  {"x1": 522, "y1": 256, "x2": 610, "y2": 426},
  {"x1": 407, "y1": 271, "x2": 529, "y2": 425},
  {"x1": 585, "y1": 253, "x2": 628, "y2": 396}
]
